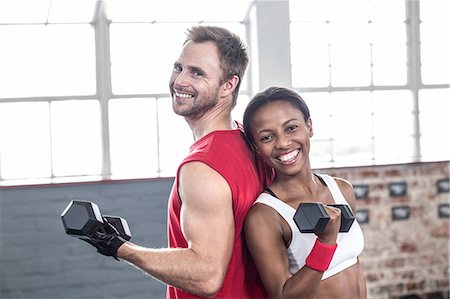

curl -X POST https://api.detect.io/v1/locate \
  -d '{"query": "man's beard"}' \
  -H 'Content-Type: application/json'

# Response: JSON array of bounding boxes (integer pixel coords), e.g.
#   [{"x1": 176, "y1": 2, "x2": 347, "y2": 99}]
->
[{"x1": 173, "y1": 88, "x2": 220, "y2": 120}]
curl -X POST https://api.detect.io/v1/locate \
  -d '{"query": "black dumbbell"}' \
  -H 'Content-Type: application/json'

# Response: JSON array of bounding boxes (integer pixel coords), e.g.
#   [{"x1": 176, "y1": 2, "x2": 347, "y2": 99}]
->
[
  {"x1": 61, "y1": 200, "x2": 131, "y2": 241},
  {"x1": 293, "y1": 202, "x2": 355, "y2": 234},
  {"x1": 329, "y1": 204, "x2": 355, "y2": 232}
]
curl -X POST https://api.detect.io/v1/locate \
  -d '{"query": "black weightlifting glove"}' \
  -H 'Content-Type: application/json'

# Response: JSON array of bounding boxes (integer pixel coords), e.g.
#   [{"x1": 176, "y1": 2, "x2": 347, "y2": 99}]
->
[{"x1": 83, "y1": 217, "x2": 126, "y2": 260}]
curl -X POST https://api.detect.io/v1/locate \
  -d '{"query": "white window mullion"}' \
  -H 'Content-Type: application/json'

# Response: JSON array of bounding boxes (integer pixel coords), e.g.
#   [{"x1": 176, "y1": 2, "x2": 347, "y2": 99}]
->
[
  {"x1": 93, "y1": 0, "x2": 113, "y2": 178},
  {"x1": 406, "y1": 0, "x2": 422, "y2": 161}
]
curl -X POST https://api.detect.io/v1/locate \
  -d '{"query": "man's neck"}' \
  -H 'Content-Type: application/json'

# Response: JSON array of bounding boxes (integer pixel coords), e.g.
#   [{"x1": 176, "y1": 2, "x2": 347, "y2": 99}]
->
[{"x1": 187, "y1": 115, "x2": 236, "y2": 141}]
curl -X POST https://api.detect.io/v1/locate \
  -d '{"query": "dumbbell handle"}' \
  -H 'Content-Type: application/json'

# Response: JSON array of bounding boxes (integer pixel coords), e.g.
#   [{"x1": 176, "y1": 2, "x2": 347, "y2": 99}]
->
[
  {"x1": 328, "y1": 204, "x2": 355, "y2": 232},
  {"x1": 103, "y1": 215, "x2": 132, "y2": 241}
]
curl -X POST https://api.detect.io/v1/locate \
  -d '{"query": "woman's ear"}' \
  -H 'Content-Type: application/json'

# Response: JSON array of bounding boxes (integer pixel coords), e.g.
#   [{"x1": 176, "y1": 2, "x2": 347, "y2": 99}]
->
[{"x1": 307, "y1": 117, "x2": 314, "y2": 138}]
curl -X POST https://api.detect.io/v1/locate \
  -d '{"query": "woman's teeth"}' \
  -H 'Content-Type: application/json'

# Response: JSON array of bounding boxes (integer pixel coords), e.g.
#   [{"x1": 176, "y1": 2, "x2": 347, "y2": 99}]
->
[{"x1": 277, "y1": 150, "x2": 300, "y2": 162}]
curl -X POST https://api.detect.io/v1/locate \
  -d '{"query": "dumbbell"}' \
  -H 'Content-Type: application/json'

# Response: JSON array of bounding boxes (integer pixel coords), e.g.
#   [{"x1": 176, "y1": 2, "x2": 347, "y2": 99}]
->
[
  {"x1": 61, "y1": 200, "x2": 132, "y2": 241},
  {"x1": 293, "y1": 202, "x2": 355, "y2": 234}
]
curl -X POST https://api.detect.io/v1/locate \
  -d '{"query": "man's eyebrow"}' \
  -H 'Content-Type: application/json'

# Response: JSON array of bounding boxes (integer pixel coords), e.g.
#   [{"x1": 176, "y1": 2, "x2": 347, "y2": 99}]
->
[
  {"x1": 189, "y1": 66, "x2": 205, "y2": 73},
  {"x1": 173, "y1": 62, "x2": 203, "y2": 70}
]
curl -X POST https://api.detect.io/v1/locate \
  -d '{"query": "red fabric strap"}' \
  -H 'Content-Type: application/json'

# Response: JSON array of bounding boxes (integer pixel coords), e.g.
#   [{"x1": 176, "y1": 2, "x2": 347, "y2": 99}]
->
[{"x1": 305, "y1": 238, "x2": 338, "y2": 272}]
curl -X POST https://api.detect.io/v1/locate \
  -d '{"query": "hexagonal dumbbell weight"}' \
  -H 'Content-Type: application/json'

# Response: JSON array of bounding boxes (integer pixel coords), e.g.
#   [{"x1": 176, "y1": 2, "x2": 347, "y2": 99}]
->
[
  {"x1": 103, "y1": 215, "x2": 132, "y2": 240},
  {"x1": 61, "y1": 200, "x2": 131, "y2": 241},
  {"x1": 293, "y1": 202, "x2": 355, "y2": 234},
  {"x1": 328, "y1": 204, "x2": 355, "y2": 233}
]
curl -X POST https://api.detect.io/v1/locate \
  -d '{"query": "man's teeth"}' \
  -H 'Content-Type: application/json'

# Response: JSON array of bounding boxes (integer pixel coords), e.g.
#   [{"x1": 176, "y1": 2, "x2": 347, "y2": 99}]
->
[
  {"x1": 278, "y1": 150, "x2": 299, "y2": 162},
  {"x1": 175, "y1": 91, "x2": 193, "y2": 99}
]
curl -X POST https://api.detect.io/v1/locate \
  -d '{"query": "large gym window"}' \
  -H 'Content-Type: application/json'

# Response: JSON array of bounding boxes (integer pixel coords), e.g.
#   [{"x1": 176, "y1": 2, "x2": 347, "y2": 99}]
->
[
  {"x1": 289, "y1": 0, "x2": 449, "y2": 167},
  {"x1": 0, "y1": 0, "x2": 448, "y2": 186},
  {"x1": 0, "y1": 0, "x2": 250, "y2": 185}
]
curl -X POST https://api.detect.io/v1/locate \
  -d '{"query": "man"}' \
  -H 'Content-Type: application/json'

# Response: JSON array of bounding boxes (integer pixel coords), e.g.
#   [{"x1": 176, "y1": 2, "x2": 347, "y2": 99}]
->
[{"x1": 85, "y1": 26, "x2": 271, "y2": 298}]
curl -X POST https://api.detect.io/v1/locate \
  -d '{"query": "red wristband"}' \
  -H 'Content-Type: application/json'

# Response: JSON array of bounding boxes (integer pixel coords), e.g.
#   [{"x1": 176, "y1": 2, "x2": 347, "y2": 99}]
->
[{"x1": 305, "y1": 239, "x2": 338, "y2": 272}]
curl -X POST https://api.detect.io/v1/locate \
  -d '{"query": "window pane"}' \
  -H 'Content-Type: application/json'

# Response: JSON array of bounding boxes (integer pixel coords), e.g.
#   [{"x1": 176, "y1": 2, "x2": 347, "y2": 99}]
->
[
  {"x1": 290, "y1": 0, "x2": 369, "y2": 22},
  {"x1": 329, "y1": 91, "x2": 373, "y2": 163},
  {"x1": 110, "y1": 22, "x2": 246, "y2": 95},
  {"x1": 106, "y1": 0, "x2": 251, "y2": 23},
  {"x1": 47, "y1": 0, "x2": 96, "y2": 23},
  {"x1": 370, "y1": 21, "x2": 407, "y2": 86},
  {"x1": 290, "y1": 0, "x2": 407, "y2": 88},
  {"x1": 369, "y1": 0, "x2": 405, "y2": 22},
  {"x1": 110, "y1": 23, "x2": 186, "y2": 95},
  {"x1": 329, "y1": 22, "x2": 371, "y2": 87},
  {"x1": 372, "y1": 90, "x2": 414, "y2": 162},
  {"x1": 50, "y1": 100, "x2": 102, "y2": 176},
  {"x1": 304, "y1": 92, "x2": 333, "y2": 167},
  {"x1": 419, "y1": 89, "x2": 450, "y2": 161},
  {"x1": 0, "y1": 102, "x2": 52, "y2": 179},
  {"x1": 109, "y1": 98, "x2": 159, "y2": 177},
  {"x1": 369, "y1": 0, "x2": 406, "y2": 86},
  {"x1": 420, "y1": 0, "x2": 450, "y2": 84},
  {"x1": 0, "y1": 0, "x2": 50, "y2": 23},
  {"x1": 302, "y1": 92, "x2": 332, "y2": 140},
  {"x1": 290, "y1": 1, "x2": 372, "y2": 88},
  {"x1": 310, "y1": 141, "x2": 333, "y2": 167},
  {"x1": 157, "y1": 98, "x2": 193, "y2": 176},
  {"x1": 0, "y1": 0, "x2": 95, "y2": 23},
  {"x1": 0, "y1": 25, "x2": 96, "y2": 98},
  {"x1": 290, "y1": 23, "x2": 330, "y2": 87}
]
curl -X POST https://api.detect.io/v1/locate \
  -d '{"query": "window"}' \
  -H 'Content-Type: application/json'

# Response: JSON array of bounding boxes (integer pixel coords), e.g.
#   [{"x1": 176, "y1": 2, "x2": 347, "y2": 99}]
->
[
  {"x1": 0, "y1": 0, "x2": 252, "y2": 185},
  {"x1": 0, "y1": 102, "x2": 52, "y2": 179},
  {"x1": 50, "y1": 100, "x2": 102, "y2": 177},
  {"x1": 290, "y1": 0, "x2": 449, "y2": 167},
  {"x1": 0, "y1": 100, "x2": 101, "y2": 180},
  {"x1": 420, "y1": 0, "x2": 450, "y2": 84},
  {"x1": 290, "y1": 0, "x2": 407, "y2": 88},
  {"x1": 419, "y1": 89, "x2": 450, "y2": 161},
  {"x1": 109, "y1": 98, "x2": 160, "y2": 177},
  {"x1": 0, "y1": 24, "x2": 96, "y2": 98}
]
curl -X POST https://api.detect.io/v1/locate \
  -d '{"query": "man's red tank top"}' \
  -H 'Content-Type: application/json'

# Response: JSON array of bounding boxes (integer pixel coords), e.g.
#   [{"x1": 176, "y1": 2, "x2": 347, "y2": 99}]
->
[{"x1": 167, "y1": 128, "x2": 271, "y2": 298}]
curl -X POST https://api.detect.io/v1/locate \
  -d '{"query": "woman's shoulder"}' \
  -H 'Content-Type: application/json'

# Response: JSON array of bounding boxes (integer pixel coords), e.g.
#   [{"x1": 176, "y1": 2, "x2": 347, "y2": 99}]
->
[
  {"x1": 246, "y1": 195, "x2": 283, "y2": 228},
  {"x1": 333, "y1": 177, "x2": 353, "y2": 192},
  {"x1": 332, "y1": 176, "x2": 357, "y2": 211}
]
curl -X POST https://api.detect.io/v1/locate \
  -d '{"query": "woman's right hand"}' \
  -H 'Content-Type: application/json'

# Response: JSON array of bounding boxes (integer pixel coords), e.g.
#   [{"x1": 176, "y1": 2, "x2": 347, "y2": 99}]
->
[{"x1": 316, "y1": 205, "x2": 341, "y2": 245}]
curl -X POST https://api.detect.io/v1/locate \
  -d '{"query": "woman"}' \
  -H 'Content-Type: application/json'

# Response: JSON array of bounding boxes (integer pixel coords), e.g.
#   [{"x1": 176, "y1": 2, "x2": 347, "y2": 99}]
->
[{"x1": 243, "y1": 86, "x2": 366, "y2": 299}]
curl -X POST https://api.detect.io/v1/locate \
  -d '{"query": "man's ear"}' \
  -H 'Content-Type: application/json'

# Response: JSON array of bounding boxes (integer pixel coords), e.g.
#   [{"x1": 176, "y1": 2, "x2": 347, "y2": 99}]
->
[{"x1": 221, "y1": 75, "x2": 239, "y2": 98}]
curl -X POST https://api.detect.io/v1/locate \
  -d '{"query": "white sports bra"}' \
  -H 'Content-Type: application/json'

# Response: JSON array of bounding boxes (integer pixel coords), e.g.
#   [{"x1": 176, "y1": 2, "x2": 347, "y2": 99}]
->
[{"x1": 254, "y1": 173, "x2": 365, "y2": 280}]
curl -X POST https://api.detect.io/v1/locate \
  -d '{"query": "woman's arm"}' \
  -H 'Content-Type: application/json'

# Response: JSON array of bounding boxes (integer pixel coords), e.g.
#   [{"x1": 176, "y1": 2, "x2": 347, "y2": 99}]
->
[
  {"x1": 356, "y1": 258, "x2": 367, "y2": 299},
  {"x1": 244, "y1": 203, "x2": 340, "y2": 298},
  {"x1": 334, "y1": 177, "x2": 357, "y2": 213},
  {"x1": 335, "y1": 177, "x2": 368, "y2": 299}
]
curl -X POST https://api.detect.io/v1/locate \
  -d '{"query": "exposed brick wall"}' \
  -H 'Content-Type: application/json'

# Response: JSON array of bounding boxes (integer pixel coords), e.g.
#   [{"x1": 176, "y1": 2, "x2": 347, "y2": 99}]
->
[
  {"x1": 1, "y1": 161, "x2": 449, "y2": 299},
  {"x1": 318, "y1": 161, "x2": 450, "y2": 299}
]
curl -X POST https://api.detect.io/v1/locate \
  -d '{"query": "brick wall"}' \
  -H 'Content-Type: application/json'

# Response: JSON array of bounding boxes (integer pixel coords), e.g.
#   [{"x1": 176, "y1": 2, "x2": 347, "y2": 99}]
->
[
  {"x1": 1, "y1": 161, "x2": 449, "y2": 299},
  {"x1": 319, "y1": 161, "x2": 450, "y2": 299}
]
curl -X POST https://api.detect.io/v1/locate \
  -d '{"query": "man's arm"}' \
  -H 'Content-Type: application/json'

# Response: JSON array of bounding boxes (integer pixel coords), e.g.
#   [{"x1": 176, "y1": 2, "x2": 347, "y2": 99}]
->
[{"x1": 117, "y1": 161, "x2": 234, "y2": 298}]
